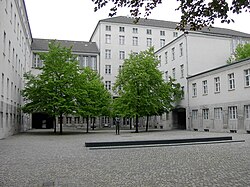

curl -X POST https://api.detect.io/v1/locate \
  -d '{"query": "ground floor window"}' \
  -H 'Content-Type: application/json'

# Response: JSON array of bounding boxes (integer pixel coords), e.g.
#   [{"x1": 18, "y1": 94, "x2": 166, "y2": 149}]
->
[
  {"x1": 75, "y1": 117, "x2": 80, "y2": 124},
  {"x1": 66, "y1": 117, "x2": 72, "y2": 124},
  {"x1": 214, "y1": 107, "x2": 222, "y2": 119},
  {"x1": 202, "y1": 109, "x2": 209, "y2": 119},
  {"x1": 229, "y1": 106, "x2": 237, "y2": 119},
  {"x1": 245, "y1": 105, "x2": 250, "y2": 119},
  {"x1": 192, "y1": 110, "x2": 198, "y2": 120}
]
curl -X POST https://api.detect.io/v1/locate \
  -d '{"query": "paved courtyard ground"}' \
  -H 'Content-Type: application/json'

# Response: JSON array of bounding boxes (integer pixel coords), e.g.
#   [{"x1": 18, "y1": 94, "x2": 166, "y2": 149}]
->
[{"x1": 0, "y1": 129, "x2": 249, "y2": 187}]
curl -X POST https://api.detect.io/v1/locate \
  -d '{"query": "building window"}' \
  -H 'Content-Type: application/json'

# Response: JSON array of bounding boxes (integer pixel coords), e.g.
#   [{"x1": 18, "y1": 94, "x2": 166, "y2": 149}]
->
[
  {"x1": 192, "y1": 110, "x2": 198, "y2": 120},
  {"x1": 214, "y1": 77, "x2": 220, "y2": 93},
  {"x1": 132, "y1": 28, "x2": 138, "y2": 34},
  {"x1": 119, "y1": 35, "x2": 125, "y2": 45},
  {"x1": 180, "y1": 64, "x2": 184, "y2": 78},
  {"x1": 214, "y1": 108, "x2": 222, "y2": 119},
  {"x1": 10, "y1": 3, "x2": 13, "y2": 23},
  {"x1": 105, "y1": 25, "x2": 111, "y2": 31},
  {"x1": 245, "y1": 105, "x2": 250, "y2": 119},
  {"x1": 147, "y1": 38, "x2": 152, "y2": 47},
  {"x1": 66, "y1": 117, "x2": 72, "y2": 124},
  {"x1": 158, "y1": 55, "x2": 161, "y2": 67},
  {"x1": 173, "y1": 32, "x2": 178, "y2": 37},
  {"x1": 244, "y1": 69, "x2": 250, "y2": 87},
  {"x1": 105, "y1": 34, "x2": 111, "y2": 44},
  {"x1": 228, "y1": 73, "x2": 235, "y2": 90},
  {"x1": 179, "y1": 43, "x2": 183, "y2": 57},
  {"x1": 132, "y1": 37, "x2": 138, "y2": 46},
  {"x1": 147, "y1": 29, "x2": 152, "y2": 35},
  {"x1": 229, "y1": 106, "x2": 237, "y2": 119},
  {"x1": 165, "y1": 71, "x2": 168, "y2": 82},
  {"x1": 3, "y1": 31, "x2": 6, "y2": 55},
  {"x1": 119, "y1": 26, "x2": 125, "y2": 32},
  {"x1": 192, "y1": 83, "x2": 197, "y2": 97},
  {"x1": 1, "y1": 73, "x2": 4, "y2": 96},
  {"x1": 165, "y1": 52, "x2": 168, "y2": 64},
  {"x1": 14, "y1": 14, "x2": 16, "y2": 32},
  {"x1": 172, "y1": 68, "x2": 176, "y2": 79},
  {"x1": 119, "y1": 51, "x2": 125, "y2": 60},
  {"x1": 8, "y1": 41, "x2": 11, "y2": 61},
  {"x1": 203, "y1": 109, "x2": 209, "y2": 119},
  {"x1": 105, "y1": 49, "x2": 111, "y2": 59},
  {"x1": 160, "y1": 30, "x2": 165, "y2": 36},
  {"x1": 105, "y1": 65, "x2": 111, "y2": 74},
  {"x1": 160, "y1": 39, "x2": 165, "y2": 47},
  {"x1": 105, "y1": 81, "x2": 111, "y2": 90},
  {"x1": 171, "y1": 47, "x2": 175, "y2": 60},
  {"x1": 75, "y1": 117, "x2": 80, "y2": 124},
  {"x1": 202, "y1": 80, "x2": 208, "y2": 95}
]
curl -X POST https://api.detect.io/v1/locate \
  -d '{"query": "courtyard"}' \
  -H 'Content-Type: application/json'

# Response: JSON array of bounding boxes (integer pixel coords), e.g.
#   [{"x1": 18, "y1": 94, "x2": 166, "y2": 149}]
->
[{"x1": 0, "y1": 129, "x2": 249, "y2": 187}]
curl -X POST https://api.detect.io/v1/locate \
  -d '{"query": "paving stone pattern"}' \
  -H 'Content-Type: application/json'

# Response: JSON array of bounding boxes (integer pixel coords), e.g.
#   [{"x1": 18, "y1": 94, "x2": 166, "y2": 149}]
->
[{"x1": 0, "y1": 129, "x2": 249, "y2": 187}]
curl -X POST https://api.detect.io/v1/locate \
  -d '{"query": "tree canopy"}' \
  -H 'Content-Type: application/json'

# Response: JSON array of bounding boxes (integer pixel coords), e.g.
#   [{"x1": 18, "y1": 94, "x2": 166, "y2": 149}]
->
[
  {"x1": 227, "y1": 43, "x2": 250, "y2": 63},
  {"x1": 92, "y1": 0, "x2": 250, "y2": 30},
  {"x1": 113, "y1": 47, "x2": 183, "y2": 132},
  {"x1": 22, "y1": 41, "x2": 111, "y2": 134}
]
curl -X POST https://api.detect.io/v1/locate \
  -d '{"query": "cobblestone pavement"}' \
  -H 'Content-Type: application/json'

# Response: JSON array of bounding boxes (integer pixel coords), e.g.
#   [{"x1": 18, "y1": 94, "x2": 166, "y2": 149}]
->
[{"x1": 0, "y1": 129, "x2": 249, "y2": 187}]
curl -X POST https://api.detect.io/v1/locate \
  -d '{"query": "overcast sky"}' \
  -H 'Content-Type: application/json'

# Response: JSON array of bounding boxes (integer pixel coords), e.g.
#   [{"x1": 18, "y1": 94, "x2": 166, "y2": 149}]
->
[{"x1": 25, "y1": 0, "x2": 250, "y2": 42}]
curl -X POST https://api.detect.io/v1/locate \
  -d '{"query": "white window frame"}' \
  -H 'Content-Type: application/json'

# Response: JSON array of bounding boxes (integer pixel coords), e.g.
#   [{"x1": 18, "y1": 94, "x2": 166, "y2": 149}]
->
[
  {"x1": 179, "y1": 43, "x2": 183, "y2": 57},
  {"x1": 105, "y1": 65, "x2": 111, "y2": 74},
  {"x1": 105, "y1": 49, "x2": 111, "y2": 59},
  {"x1": 229, "y1": 106, "x2": 237, "y2": 119},
  {"x1": 171, "y1": 47, "x2": 175, "y2": 61},
  {"x1": 244, "y1": 69, "x2": 250, "y2": 87},
  {"x1": 180, "y1": 64, "x2": 184, "y2": 78},
  {"x1": 105, "y1": 81, "x2": 111, "y2": 90},
  {"x1": 214, "y1": 108, "x2": 222, "y2": 120},
  {"x1": 245, "y1": 105, "x2": 250, "y2": 119},
  {"x1": 132, "y1": 28, "x2": 138, "y2": 34},
  {"x1": 192, "y1": 83, "x2": 197, "y2": 97},
  {"x1": 119, "y1": 35, "x2": 125, "y2": 45},
  {"x1": 146, "y1": 38, "x2": 152, "y2": 47},
  {"x1": 165, "y1": 51, "x2": 168, "y2": 64},
  {"x1": 192, "y1": 110, "x2": 198, "y2": 120},
  {"x1": 202, "y1": 80, "x2": 208, "y2": 95},
  {"x1": 228, "y1": 73, "x2": 235, "y2": 90},
  {"x1": 119, "y1": 26, "x2": 125, "y2": 32},
  {"x1": 147, "y1": 29, "x2": 152, "y2": 35},
  {"x1": 132, "y1": 37, "x2": 138, "y2": 46},
  {"x1": 203, "y1": 109, "x2": 209, "y2": 120},
  {"x1": 105, "y1": 25, "x2": 111, "y2": 31},
  {"x1": 119, "y1": 51, "x2": 125, "y2": 60},
  {"x1": 160, "y1": 39, "x2": 165, "y2": 47},
  {"x1": 105, "y1": 34, "x2": 111, "y2": 44},
  {"x1": 214, "y1": 77, "x2": 220, "y2": 93},
  {"x1": 160, "y1": 30, "x2": 165, "y2": 36}
]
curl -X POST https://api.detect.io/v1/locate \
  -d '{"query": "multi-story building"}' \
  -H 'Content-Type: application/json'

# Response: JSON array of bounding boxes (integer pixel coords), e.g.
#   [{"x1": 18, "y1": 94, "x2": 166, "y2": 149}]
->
[
  {"x1": 89, "y1": 16, "x2": 183, "y2": 95},
  {"x1": 156, "y1": 31, "x2": 250, "y2": 130},
  {"x1": 0, "y1": 0, "x2": 33, "y2": 139},
  {"x1": 187, "y1": 58, "x2": 250, "y2": 133}
]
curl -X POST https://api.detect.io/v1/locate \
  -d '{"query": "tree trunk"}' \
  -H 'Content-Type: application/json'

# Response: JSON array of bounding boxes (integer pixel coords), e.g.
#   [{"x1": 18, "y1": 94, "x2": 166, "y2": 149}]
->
[
  {"x1": 92, "y1": 117, "x2": 95, "y2": 130},
  {"x1": 146, "y1": 115, "x2": 149, "y2": 132},
  {"x1": 135, "y1": 114, "x2": 139, "y2": 133},
  {"x1": 59, "y1": 114, "x2": 63, "y2": 135},
  {"x1": 86, "y1": 116, "x2": 89, "y2": 133},
  {"x1": 130, "y1": 118, "x2": 132, "y2": 129},
  {"x1": 53, "y1": 116, "x2": 56, "y2": 133}
]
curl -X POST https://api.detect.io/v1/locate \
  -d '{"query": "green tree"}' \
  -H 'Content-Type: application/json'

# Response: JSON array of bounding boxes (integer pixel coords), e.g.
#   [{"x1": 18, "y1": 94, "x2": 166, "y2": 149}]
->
[
  {"x1": 22, "y1": 41, "x2": 79, "y2": 134},
  {"x1": 113, "y1": 48, "x2": 183, "y2": 133},
  {"x1": 76, "y1": 67, "x2": 112, "y2": 133},
  {"x1": 92, "y1": 0, "x2": 249, "y2": 30},
  {"x1": 227, "y1": 43, "x2": 250, "y2": 63}
]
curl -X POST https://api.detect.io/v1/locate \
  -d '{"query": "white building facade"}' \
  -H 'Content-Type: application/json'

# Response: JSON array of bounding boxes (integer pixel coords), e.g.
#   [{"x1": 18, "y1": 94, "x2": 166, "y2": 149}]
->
[
  {"x1": 156, "y1": 31, "x2": 250, "y2": 130},
  {"x1": 187, "y1": 58, "x2": 250, "y2": 133},
  {"x1": 0, "y1": 0, "x2": 33, "y2": 139}
]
